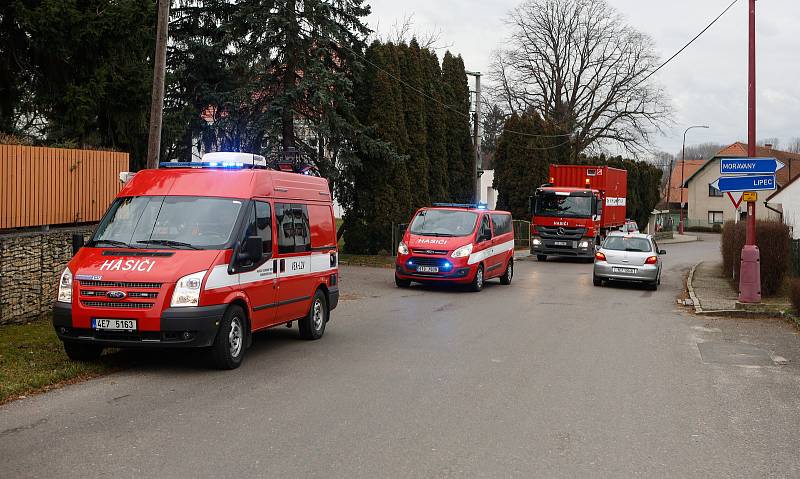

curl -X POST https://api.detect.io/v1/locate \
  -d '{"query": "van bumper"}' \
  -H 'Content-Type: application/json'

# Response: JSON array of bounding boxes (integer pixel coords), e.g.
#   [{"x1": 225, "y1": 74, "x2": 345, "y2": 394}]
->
[
  {"x1": 328, "y1": 287, "x2": 339, "y2": 311},
  {"x1": 53, "y1": 302, "x2": 226, "y2": 349}
]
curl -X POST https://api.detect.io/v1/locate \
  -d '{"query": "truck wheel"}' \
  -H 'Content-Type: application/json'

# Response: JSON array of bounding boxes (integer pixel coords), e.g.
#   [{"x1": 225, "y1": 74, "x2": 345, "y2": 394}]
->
[
  {"x1": 209, "y1": 305, "x2": 246, "y2": 370},
  {"x1": 299, "y1": 289, "x2": 328, "y2": 340},
  {"x1": 470, "y1": 265, "x2": 485, "y2": 292},
  {"x1": 500, "y1": 259, "x2": 513, "y2": 285},
  {"x1": 537, "y1": 255, "x2": 547, "y2": 262},
  {"x1": 63, "y1": 342, "x2": 103, "y2": 361},
  {"x1": 395, "y1": 275, "x2": 411, "y2": 288},
  {"x1": 593, "y1": 275, "x2": 603, "y2": 287}
]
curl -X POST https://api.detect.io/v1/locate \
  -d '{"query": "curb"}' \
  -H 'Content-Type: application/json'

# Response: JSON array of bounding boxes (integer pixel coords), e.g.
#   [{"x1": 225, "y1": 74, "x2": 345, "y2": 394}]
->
[{"x1": 687, "y1": 261, "x2": 786, "y2": 319}]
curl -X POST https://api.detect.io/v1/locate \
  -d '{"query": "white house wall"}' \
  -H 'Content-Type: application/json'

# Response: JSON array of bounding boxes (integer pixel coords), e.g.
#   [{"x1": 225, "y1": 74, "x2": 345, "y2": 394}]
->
[{"x1": 767, "y1": 185, "x2": 800, "y2": 239}]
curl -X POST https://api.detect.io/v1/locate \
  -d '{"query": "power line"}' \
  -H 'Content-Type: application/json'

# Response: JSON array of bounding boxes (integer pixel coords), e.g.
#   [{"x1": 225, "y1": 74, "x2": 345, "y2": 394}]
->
[{"x1": 634, "y1": 0, "x2": 740, "y2": 90}]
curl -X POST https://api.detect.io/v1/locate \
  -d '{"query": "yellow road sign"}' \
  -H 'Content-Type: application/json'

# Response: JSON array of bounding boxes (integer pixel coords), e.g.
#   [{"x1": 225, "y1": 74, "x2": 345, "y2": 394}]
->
[{"x1": 743, "y1": 191, "x2": 758, "y2": 202}]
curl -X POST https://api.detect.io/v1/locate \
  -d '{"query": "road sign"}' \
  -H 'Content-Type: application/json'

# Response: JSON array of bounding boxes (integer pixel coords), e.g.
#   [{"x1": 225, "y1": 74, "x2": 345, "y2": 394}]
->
[
  {"x1": 742, "y1": 191, "x2": 758, "y2": 202},
  {"x1": 711, "y1": 175, "x2": 776, "y2": 192},
  {"x1": 720, "y1": 157, "x2": 785, "y2": 175},
  {"x1": 727, "y1": 192, "x2": 744, "y2": 208}
]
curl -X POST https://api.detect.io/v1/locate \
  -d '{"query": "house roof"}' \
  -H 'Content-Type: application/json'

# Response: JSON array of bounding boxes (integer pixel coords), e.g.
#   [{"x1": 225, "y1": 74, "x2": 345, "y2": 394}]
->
[
  {"x1": 663, "y1": 159, "x2": 706, "y2": 204},
  {"x1": 683, "y1": 142, "x2": 800, "y2": 188}
]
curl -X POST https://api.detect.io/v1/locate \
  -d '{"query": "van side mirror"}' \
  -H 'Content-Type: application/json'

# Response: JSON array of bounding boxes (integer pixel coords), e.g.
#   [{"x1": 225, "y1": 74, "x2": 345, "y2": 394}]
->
[
  {"x1": 659, "y1": 249, "x2": 667, "y2": 255},
  {"x1": 237, "y1": 236, "x2": 264, "y2": 264},
  {"x1": 71, "y1": 234, "x2": 85, "y2": 255}
]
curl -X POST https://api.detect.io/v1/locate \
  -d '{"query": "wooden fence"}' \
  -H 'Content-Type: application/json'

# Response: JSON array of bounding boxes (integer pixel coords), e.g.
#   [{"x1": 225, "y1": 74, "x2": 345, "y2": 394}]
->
[{"x1": 0, "y1": 145, "x2": 129, "y2": 229}]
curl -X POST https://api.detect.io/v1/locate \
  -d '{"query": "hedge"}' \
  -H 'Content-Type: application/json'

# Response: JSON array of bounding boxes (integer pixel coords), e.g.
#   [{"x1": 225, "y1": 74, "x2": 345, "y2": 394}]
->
[
  {"x1": 721, "y1": 220, "x2": 791, "y2": 296},
  {"x1": 791, "y1": 279, "x2": 800, "y2": 315}
]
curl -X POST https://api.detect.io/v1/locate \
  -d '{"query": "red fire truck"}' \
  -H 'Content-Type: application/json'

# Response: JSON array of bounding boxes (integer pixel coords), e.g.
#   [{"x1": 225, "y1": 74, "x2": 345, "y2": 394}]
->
[
  {"x1": 53, "y1": 153, "x2": 339, "y2": 369},
  {"x1": 531, "y1": 165, "x2": 627, "y2": 261}
]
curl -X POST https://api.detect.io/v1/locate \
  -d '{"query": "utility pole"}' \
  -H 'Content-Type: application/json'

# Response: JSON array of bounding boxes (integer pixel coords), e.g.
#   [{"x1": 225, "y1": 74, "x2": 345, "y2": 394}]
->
[
  {"x1": 739, "y1": 0, "x2": 761, "y2": 303},
  {"x1": 145, "y1": 0, "x2": 170, "y2": 169},
  {"x1": 466, "y1": 71, "x2": 482, "y2": 204}
]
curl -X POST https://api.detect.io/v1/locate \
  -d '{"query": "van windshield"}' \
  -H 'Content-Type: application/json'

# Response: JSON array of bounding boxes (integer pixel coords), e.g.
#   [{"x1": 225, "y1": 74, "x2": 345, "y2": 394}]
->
[
  {"x1": 409, "y1": 209, "x2": 478, "y2": 237},
  {"x1": 535, "y1": 192, "x2": 592, "y2": 218},
  {"x1": 90, "y1": 196, "x2": 244, "y2": 249}
]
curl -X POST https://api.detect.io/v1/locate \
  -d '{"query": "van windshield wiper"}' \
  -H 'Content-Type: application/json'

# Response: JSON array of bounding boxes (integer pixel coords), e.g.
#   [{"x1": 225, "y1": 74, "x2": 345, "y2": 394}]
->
[
  {"x1": 137, "y1": 239, "x2": 200, "y2": 250},
  {"x1": 415, "y1": 232, "x2": 456, "y2": 237},
  {"x1": 89, "y1": 239, "x2": 131, "y2": 248}
]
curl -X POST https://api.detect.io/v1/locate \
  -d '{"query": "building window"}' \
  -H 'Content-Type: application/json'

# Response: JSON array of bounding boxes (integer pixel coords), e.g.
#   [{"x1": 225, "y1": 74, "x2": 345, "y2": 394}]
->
[
  {"x1": 708, "y1": 211, "x2": 724, "y2": 225},
  {"x1": 708, "y1": 183, "x2": 723, "y2": 197}
]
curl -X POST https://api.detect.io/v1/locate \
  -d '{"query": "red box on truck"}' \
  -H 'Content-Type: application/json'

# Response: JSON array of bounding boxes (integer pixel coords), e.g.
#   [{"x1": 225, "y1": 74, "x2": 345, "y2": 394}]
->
[{"x1": 530, "y1": 165, "x2": 627, "y2": 260}]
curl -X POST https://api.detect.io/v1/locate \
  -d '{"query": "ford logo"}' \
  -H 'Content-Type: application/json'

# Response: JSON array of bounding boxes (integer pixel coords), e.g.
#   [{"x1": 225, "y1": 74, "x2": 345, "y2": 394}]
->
[{"x1": 106, "y1": 290, "x2": 127, "y2": 300}]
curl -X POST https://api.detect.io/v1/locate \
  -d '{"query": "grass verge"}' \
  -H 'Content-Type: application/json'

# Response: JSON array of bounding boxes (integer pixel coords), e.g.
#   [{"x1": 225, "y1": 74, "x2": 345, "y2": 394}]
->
[
  {"x1": 338, "y1": 254, "x2": 395, "y2": 268},
  {"x1": 0, "y1": 318, "x2": 123, "y2": 404}
]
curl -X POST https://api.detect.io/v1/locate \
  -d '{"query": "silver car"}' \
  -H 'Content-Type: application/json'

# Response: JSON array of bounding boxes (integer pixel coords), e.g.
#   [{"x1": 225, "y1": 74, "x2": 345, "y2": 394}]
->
[{"x1": 593, "y1": 232, "x2": 665, "y2": 290}]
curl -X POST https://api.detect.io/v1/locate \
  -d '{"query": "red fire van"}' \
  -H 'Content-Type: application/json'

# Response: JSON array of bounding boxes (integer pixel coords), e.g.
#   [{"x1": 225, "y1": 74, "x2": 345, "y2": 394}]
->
[
  {"x1": 395, "y1": 204, "x2": 515, "y2": 292},
  {"x1": 53, "y1": 153, "x2": 339, "y2": 369}
]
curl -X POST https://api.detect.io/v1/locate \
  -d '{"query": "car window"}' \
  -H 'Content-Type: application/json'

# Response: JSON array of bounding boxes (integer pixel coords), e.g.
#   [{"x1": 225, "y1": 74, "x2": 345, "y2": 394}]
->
[
  {"x1": 479, "y1": 215, "x2": 492, "y2": 242},
  {"x1": 276, "y1": 203, "x2": 311, "y2": 254},
  {"x1": 255, "y1": 201, "x2": 272, "y2": 254},
  {"x1": 491, "y1": 213, "x2": 512, "y2": 236},
  {"x1": 603, "y1": 236, "x2": 652, "y2": 252}
]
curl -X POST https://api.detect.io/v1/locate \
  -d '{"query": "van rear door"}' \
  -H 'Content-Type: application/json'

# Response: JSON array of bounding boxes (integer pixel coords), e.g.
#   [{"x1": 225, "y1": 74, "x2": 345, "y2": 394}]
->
[{"x1": 274, "y1": 203, "x2": 315, "y2": 321}]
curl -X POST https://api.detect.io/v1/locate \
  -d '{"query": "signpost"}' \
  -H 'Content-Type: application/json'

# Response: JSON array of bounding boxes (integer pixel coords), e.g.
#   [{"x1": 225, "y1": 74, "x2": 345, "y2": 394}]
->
[
  {"x1": 710, "y1": 175, "x2": 776, "y2": 193},
  {"x1": 720, "y1": 158, "x2": 785, "y2": 175}
]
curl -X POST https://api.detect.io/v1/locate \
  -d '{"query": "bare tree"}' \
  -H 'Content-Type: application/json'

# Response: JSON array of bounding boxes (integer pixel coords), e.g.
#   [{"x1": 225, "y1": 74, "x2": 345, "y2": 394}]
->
[
  {"x1": 678, "y1": 142, "x2": 724, "y2": 161},
  {"x1": 787, "y1": 137, "x2": 800, "y2": 154},
  {"x1": 374, "y1": 13, "x2": 451, "y2": 50},
  {"x1": 489, "y1": 0, "x2": 671, "y2": 156},
  {"x1": 757, "y1": 137, "x2": 780, "y2": 149}
]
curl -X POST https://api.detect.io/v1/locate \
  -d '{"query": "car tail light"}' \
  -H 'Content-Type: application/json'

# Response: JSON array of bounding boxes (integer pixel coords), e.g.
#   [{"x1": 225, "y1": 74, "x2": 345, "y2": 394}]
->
[
  {"x1": 645, "y1": 256, "x2": 658, "y2": 265},
  {"x1": 595, "y1": 252, "x2": 606, "y2": 261}
]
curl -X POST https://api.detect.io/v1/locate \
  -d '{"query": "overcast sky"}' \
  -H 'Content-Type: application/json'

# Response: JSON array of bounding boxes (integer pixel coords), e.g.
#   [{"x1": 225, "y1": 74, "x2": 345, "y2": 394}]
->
[{"x1": 366, "y1": 0, "x2": 800, "y2": 157}]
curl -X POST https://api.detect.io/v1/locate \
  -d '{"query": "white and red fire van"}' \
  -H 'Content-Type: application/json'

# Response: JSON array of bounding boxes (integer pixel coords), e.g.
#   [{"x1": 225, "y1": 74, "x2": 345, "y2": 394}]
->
[
  {"x1": 53, "y1": 153, "x2": 339, "y2": 369},
  {"x1": 395, "y1": 204, "x2": 515, "y2": 292}
]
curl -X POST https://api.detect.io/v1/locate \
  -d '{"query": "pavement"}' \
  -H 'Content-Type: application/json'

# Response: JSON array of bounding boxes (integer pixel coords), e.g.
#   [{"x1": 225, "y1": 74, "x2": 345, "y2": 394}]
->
[
  {"x1": 689, "y1": 260, "x2": 793, "y2": 317},
  {"x1": 658, "y1": 233, "x2": 699, "y2": 244},
  {"x1": 3, "y1": 236, "x2": 800, "y2": 477}
]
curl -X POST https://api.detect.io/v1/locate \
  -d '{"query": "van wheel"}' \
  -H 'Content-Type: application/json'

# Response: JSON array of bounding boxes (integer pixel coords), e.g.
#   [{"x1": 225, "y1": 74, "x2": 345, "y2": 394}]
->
[
  {"x1": 470, "y1": 265, "x2": 485, "y2": 292},
  {"x1": 209, "y1": 305, "x2": 246, "y2": 370},
  {"x1": 64, "y1": 342, "x2": 103, "y2": 361},
  {"x1": 395, "y1": 275, "x2": 411, "y2": 288},
  {"x1": 500, "y1": 259, "x2": 513, "y2": 285},
  {"x1": 537, "y1": 255, "x2": 547, "y2": 262},
  {"x1": 299, "y1": 289, "x2": 327, "y2": 340}
]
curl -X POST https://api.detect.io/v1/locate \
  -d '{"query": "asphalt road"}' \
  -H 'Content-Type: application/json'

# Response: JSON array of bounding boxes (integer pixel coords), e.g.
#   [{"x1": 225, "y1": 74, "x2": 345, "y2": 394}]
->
[{"x1": 3, "y1": 235, "x2": 800, "y2": 478}]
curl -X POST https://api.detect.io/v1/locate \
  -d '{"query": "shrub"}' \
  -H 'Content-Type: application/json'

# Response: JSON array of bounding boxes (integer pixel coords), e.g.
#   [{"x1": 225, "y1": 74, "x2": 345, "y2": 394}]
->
[
  {"x1": 720, "y1": 220, "x2": 791, "y2": 296},
  {"x1": 687, "y1": 225, "x2": 720, "y2": 233},
  {"x1": 791, "y1": 279, "x2": 800, "y2": 314}
]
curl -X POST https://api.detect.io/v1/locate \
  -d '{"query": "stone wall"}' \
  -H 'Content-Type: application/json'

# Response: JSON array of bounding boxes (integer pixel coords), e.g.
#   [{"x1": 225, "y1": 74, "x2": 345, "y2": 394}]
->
[{"x1": 0, "y1": 226, "x2": 95, "y2": 325}]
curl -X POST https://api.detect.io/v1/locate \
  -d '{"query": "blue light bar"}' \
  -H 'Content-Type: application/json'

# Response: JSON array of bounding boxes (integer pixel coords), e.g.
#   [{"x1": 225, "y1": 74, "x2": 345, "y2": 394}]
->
[
  {"x1": 432, "y1": 202, "x2": 489, "y2": 210},
  {"x1": 159, "y1": 162, "x2": 256, "y2": 169}
]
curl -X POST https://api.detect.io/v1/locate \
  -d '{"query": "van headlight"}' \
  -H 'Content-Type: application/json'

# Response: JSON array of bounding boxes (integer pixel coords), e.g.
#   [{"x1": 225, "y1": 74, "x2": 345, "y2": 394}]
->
[
  {"x1": 532, "y1": 238, "x2": 542, "y2": 246},
  {"x1": 170, "y1": 270, "x2": 207, "y2": 308},
  {"x1": 579, "y1": 241, "x2": 590, "y2": 248},
  {"x1": 57, "y1": 268, "x2": 73, "y2": 303},
  {"x1": 398, "y1": 241, "x2": 409, "y2": 255},
  {"x1": 451, "y1": 244, "x2": 473, "y2": 258}
]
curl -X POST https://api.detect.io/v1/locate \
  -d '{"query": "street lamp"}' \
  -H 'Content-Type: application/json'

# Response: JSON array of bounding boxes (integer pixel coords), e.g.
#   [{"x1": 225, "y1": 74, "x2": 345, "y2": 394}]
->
[{"x1": 678, "y1": 125, "x2": 710, "y2": 235}]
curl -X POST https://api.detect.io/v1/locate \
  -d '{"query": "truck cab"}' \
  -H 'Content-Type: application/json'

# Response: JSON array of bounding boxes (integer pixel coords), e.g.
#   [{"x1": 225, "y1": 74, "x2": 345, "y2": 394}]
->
[
  {"x1": 531, "y1": 165, "x2": 627, "y2": 261},
  {"x1": 531, "y1": 187, "x2": 603, "y2": 259},
  {"x1": 53, "y1": 153, "x2": 339, "y2": 369}
]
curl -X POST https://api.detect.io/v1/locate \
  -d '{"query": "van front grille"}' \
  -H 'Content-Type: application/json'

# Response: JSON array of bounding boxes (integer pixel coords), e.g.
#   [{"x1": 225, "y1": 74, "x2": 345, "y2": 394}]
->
[
  {"x1": 81, "y1": 301, "x2": 154, "y2": 310},
  {"x1": 79, "y1": 280, "x2": 162, "y2": 289}
]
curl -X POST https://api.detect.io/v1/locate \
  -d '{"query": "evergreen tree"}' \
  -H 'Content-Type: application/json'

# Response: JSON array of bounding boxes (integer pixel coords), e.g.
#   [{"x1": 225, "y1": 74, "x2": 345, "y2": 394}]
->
[
  {"x1": 441, "y1": 52, "x2": 473, "y2": 202},
  {"x1": 493, "y1": 112, "x2": 556, "y2": 219},
  {"x1": 420, "y1": 48, "x2": 448, "y2": 202},
  {"x1": 341, "y1": 42, "x2": 412, "y2": 254},
  {"x1": 398, "y1": 40, "x2": 430, "y2": 208}
]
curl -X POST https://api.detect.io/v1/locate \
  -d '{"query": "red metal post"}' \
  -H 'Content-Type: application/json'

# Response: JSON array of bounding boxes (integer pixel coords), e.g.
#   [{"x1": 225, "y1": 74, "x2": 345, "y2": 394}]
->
[{"x1": 739, "y1": 0, "x2": 761, "y2": 303}]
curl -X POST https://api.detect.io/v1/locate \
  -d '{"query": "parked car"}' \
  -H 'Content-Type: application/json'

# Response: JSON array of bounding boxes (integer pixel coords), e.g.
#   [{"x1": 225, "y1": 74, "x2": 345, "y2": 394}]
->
[
  {"x1": 593, "y1": 232, "x2": 665, "y2": 290},
  {"x1": 619, "y1": 220, "x2": 639, "y2": 234}
]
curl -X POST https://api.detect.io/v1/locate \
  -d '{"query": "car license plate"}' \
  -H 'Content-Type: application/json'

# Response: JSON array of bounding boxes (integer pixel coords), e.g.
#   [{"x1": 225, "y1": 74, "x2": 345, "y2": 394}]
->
[
  {"x1": 612, "y1": 267, "x2": 637, "y2": 274},
  {"x1": 92, "y1": 319, "x2": 137, "y2": 331},
  {"x1": 417, "y1": 266, "x2": 439, "y2": 273},
  {"x1": 555, "y1": 241, "x2": 568, "y2": 246}
]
